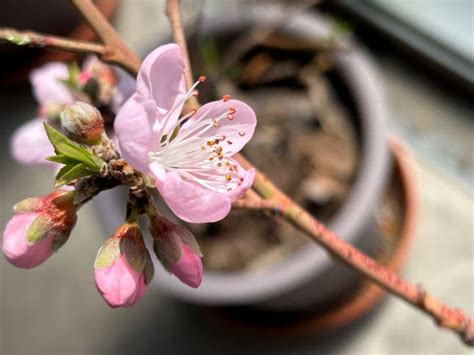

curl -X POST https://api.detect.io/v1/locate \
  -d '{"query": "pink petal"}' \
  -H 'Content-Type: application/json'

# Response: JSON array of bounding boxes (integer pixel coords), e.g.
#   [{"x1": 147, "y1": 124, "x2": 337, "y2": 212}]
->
[
  {"x1": 169, "y1": 244, "x2": 203, "y2": 288},
  {"x1": 29, "y1": 62, "x2": 74, "y2": 105},
  {"x1": 136, "y1": 44, "x2": 186, "y2": 120},
  {"x1": 10, "y1": 118, "x2": 56, "y2": 167},
  {"x1": 111, "y1": 68, "x2": 136, "y2": 113},
  {"x1": 152, "y1": 169, "x2": 232, "y2": 223},
  {"x1": 226, "y1": 164, "x2": 256, "y2": 201},
  {"x1": 2, "y1": 212, "x2": 54, "y2": 269},
  {"x1": 114, "y1": 94, "x2": 157, "y2": 174},
  {"x1": 183, "y1": 99, "x2": 257, "y2": 155},
  {"x1": 94, "y1": 255, "x2": 147, "y2": 308}
]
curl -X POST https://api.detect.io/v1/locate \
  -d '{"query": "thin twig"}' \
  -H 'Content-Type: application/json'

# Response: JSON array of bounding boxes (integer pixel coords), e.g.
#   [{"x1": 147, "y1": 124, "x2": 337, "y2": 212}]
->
[
  {"x1": 0, "y1": 28, "x2": 106, "y2": 56},
  {"x1": 163, "y1": 2, "x2": 474, "y2": 346},
  {"x1": 71, "y1": 0, "x2": 141, "y2": 75},
  {"x1": 165, "y1": 0, "x2": 199, "y2": 108}
]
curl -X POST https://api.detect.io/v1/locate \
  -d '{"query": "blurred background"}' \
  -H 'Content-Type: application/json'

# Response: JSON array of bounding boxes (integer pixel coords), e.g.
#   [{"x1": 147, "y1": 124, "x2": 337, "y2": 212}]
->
[{"x1": 0, "y1": 0, "x2": 472, "y2": 354}]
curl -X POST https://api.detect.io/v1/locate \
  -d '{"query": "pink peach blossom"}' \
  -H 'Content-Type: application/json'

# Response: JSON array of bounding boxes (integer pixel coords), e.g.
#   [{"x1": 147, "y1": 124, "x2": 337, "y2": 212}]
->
[
  {"x1": 114, "y1": 44, "x2": 256, "y2": 223},
  {"x1": 94, "y1": 223, "x2": 153, "y2": 308}
]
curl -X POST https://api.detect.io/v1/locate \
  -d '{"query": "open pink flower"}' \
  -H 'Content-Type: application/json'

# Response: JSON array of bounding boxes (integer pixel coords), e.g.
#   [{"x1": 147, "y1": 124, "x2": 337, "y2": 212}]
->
[{"x1": 114, "y1": 44, "x2": 256, "y2": 223}]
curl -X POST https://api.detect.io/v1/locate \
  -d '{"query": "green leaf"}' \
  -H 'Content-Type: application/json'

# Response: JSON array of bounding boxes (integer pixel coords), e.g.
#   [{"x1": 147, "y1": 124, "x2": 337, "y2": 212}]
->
[
  {"x1": 54, "y1": 163, "x2": 96, "y2": 187},
  {"x1": 44, "y1": 123, "x2": 103, "y2": 172},
  {"x1": 46, "y1": 154, "x2": 79, "y2": 165}
]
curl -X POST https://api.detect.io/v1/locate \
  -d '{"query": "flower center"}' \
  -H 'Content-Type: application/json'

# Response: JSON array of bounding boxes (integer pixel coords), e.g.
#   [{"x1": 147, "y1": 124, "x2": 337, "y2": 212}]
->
[{"x1": 148, "y1": 77, "x2": 244, "y2": 193}]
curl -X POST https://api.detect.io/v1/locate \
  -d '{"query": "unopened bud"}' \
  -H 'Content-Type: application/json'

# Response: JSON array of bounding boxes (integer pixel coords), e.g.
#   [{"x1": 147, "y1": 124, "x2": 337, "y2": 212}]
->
[
  {"x1": 150, "y1": 215, "x2": 203, "y2": 288},
  {"x1": 60, "y1": 102, "x2": 104, "y2": 145},
  {"x1": 2, "y1": 190, "x2": 78, "y2": 268},
  {"x1": 82, "y1": 57, "x2": 118, "y2": 104},
  {"x1": 94, "y1": 223, "x2": 154, "y2": 308}
]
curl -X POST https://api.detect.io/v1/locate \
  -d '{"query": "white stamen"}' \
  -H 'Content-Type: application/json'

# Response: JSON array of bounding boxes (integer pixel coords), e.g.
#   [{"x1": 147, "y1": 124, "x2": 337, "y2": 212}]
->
[{"x1": 148, "y1": 79, "x2": 242, "y2": 192}]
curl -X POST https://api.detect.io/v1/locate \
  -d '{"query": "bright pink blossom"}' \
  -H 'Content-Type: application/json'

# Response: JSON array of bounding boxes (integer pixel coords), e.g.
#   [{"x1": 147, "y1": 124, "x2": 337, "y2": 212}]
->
[
  {"x1": 114, "y1": 44, "x2": 256, "y2": 223},
  {"x1": 2, "y1": 190, "x2": 77, "y2": 268},
  {"x1": 94, "y1": 223, "x2": 153, "y2": 308}
]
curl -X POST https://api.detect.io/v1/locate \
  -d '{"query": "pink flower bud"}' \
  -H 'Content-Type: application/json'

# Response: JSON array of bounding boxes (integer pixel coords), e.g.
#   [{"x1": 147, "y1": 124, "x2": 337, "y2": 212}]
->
[
  {"x1": 60, "y1": 102, "x2": 104, "y2": 145},
  {"x1": 94, "y1": 223, "x2": 154, "y2": 308},
  {"x1": 150, "y1": 216, "x2": 203, "y2": 288},
  {"x1": 169, "y1": 244, "x2": 203, "y2": 288},
  {"x1": 2, "y1": 190, "x2": 77, "y2": 268},
  {"x1": 82, "y1": 57, "x2": 118, "y2": 105}
]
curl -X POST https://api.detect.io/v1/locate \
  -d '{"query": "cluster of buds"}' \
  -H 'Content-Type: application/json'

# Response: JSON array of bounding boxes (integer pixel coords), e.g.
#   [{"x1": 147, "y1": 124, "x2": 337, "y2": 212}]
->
[{"x1": 4, "y1": 100, "x2": 204, "y2": 308}]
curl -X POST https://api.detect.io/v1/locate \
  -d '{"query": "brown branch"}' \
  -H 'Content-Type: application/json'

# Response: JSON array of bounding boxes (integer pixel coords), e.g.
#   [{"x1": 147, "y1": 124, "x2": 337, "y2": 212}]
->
[
  {"x1": 0, "y1": 28, "x2": 106, "y2": 56},
  {"x1": 71, "y1": 0, "x2": 141, "y2": 75},
  {"x1": 165, "y1": 0, "x2": 198, "y2": 108},
  {"x1": 163, "y1": 2, "x2": 473, "y2": 346}
]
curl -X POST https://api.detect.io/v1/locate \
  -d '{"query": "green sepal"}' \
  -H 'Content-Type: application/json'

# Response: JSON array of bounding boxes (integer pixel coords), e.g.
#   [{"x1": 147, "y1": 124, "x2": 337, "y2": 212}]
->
[
  {"x1": 152, "y1": 230, "x2": 182, "y2": 272},
  {"x1": 52, "y1": 232, "x2": 70, "y2": 252},
  {"x1": 120, "y1": 228, "x2": 147, "y2": 274},
  {"x1": 54, "y1": 163, "x2": 96, "y2": 188},
  {"x1": 26, "y1": 215, "x2": 54, "y2": 244},
  {"x1": 14, "y1": 197, "x2": 44, "y2": 213},
  {"x1": 143, "y1": 250, "x2": 155, "y2": 285},
  {"x1": 44, "y1": 123, "x2": 103, "y2": 172},
  {"x1": 176, "y1": 225, "x2": 203, "y2": 257},
  {"x1": 94, "y1": 237, "x2": 121, "y2": 269}
]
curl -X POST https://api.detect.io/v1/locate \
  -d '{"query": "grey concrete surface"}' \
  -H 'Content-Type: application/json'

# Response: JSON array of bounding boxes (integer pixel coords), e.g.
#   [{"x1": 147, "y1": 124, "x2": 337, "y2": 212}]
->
[{"x1": 1, "y1": 1, "x2": 473, "y2": 354}]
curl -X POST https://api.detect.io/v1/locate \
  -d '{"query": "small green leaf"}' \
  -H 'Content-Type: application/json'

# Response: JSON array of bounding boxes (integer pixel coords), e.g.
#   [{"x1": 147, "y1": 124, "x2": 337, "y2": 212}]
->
[
  {"x1": 46, "y1": 154, "x2": 79, "y2": 165},
  {"x1": 55, "y1": 163, "x2": 95, "y2": 187},
  {"x1": 4, "y1": 33, "x2": 31, "y2": 46},
  {"x1": 44, "y1": 123, "x2": 103, "y2": 172}
]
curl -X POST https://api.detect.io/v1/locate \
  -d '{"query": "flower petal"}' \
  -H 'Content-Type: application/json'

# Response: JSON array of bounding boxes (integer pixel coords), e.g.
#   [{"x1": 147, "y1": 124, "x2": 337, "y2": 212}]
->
[
  {"x1": 29, "y1": 62, "x2": 74, "y2": 105},
  {"x1": 136, "y1": 43, "x2": 186, "y2": 124},
  {"x1": 153, "y1": 170, "x2": 231, "y2": 223},
  {"x1": 94, "y1": 255, "x2": 146, "y2": 308},
  {"x1": 2, "y1": 212, "x2": 55, "y2": 269},
  {"x1": 114, "y1": 94, "x2": 157, "y2": 173},
  {"x1": 10, "y1": 118, "x2": 55, "y2": 167},
  {"x1": 169, "y1": 244, "x2": 203, "y2": 288},
  {"x1": 183, "y1": 99, "x2": 256, "y2": 155}
]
